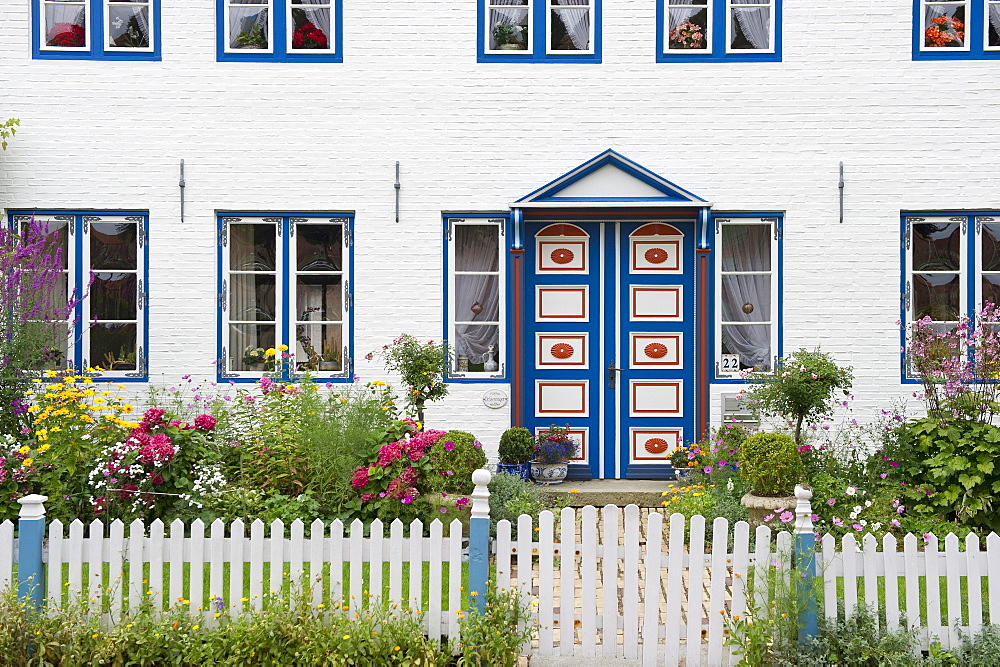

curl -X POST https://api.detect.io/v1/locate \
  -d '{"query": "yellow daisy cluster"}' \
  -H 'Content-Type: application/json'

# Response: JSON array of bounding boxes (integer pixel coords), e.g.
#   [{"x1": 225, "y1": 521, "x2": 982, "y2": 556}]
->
[
  {"x1": 23, "y1": 372, "x2": 139, "y2": 445},
  {"x1": 660, "y1": 484, "x2": 716, "y2": 510}
]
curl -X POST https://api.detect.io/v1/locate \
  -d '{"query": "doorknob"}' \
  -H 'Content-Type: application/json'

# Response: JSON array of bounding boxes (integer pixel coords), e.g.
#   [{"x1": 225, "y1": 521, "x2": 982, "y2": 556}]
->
[{"x1": 608, "y1": 361, "x2": 624, "y2": 388}]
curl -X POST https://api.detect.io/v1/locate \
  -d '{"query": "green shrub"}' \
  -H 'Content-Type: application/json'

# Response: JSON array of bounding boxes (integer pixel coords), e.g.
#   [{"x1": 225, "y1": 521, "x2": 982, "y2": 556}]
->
[
  {"x1": 780, "y1": 606, "x2": 922, "y2": 667},
  {"x1": 455, "y1": 587, "x2": 536, "y2": 666},
  {"x1": 498, "y1": 426, "x2": 534, "y2": 465},
  {"x1": 488, "y1": 472, "x2": 545, "y2": 538},
  {"x1": 739, "y1": 432, "x2": 804, "y2": 496},
  {"x1": 425, "y1": 430, "x2": 487, "y2": 495},
  {"x1": 957, "y1": 624, "x2": 1000, "y2": 666}
]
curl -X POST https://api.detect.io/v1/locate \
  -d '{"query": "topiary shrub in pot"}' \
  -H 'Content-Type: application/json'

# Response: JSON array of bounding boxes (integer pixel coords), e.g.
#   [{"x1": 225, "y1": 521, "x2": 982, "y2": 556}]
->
[
  {"x1": 497, "y1": 426, "x2": 534, "y2": 481},
  {"x1": 738, "y1": 432, "x2": 804, "y2": 527},
  {"x1": 425, "y1": 430, "x2": 488, "y2": 496}
]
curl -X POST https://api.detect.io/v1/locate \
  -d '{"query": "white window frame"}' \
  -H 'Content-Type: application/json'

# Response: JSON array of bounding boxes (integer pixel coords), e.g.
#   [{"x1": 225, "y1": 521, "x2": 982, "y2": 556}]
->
[
  {"x1": 103, "y1": 0, "x2": 155, "y2": 53},
  {"x1": 664, "y1": 0, "x2": 712, "y2": 54},
  {"x1": 973, "y1": 214, "x2": 1000, "y2": 313},
  {"x1": 919, "y1": 0, "x2": 971, "y2": 52},
  {"x1": 285, "y1": 0, "x2": 335, "y2": 54},
  {"x1": 40, "y1": 0, "x2": 90, "y2": 52},
  {"x1": 725, "y1": 0, "x2": 775, "y2": 54},
  {"x1": 714, "y1": 216, "x2": 778, "y2": 379},
  {"x1": 225, "y1": 0, "x2": 275, "y2": 54},
  {"x1": 485, "y1": 0, "x2": 533, "y2": 54},
  {"x1": 447, "y1": 217, "x2": 507, "y2": 379},
  {"x1": 546, "y1": 0, "x2": 595, "y2": 55},
  {"x1": 986, "y1": 0, "x2": 1000, "y2": 50}
]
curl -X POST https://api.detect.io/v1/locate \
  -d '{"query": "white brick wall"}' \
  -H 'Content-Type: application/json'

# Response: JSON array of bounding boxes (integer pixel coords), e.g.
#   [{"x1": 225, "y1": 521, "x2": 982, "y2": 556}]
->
[{"x1": 3, "y1": 1, "x2": 998, "y2": 458}]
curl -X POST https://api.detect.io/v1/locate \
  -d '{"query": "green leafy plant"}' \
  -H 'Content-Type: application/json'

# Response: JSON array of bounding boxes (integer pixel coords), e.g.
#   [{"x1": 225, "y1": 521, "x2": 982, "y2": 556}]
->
[
  {"x1": 491, "y1": 21, "x2": 519, "y2": 46},
  {"x1": 740, "y1": 349, "x2": 853, "y2": 444},
  {"x1": 488, "y1": 471, "x2": 545, "y2": 537},
  {"x1": 739, "y1": 432, "x2": 804, "y2": 496},
  {"x1": 0, "y1": 118, "x2": 18, "y2": 150},
  {"x1": 425, "y1": 430, "x2": 487, "y2": 495},
  {"x1": 234, "y1": 23, "x2": 268, "y2": 49},
  {"x1": 366, "y1": 334, "x2": 450, "y2": 423},
  {"x1": 498, "y1": 426, "x2": 534, "y2": 465},
  {"x1": 455, "y1": 586, "x2": 537, "y2": 666}
]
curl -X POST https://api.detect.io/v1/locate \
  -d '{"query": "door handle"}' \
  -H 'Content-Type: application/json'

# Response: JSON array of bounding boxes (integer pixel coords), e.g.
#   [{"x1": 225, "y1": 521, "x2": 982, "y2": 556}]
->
[{"x1": 608, "y1": 361, "x2": 624, "y2": 388}]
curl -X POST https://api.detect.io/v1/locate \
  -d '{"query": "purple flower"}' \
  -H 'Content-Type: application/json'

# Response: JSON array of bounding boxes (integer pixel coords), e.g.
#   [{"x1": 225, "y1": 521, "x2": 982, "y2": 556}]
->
[
  {"x1": 703, "y1": 466, "x2": 712, "y2": 474},
  {"x1": 717, "y1": 460, "x2": 727, "y2": 467},
  {"x1": 826, "y1": 498, "x2": 836, "y2": 506},
  {"x1": 444, "y1": 441, "x2": 455, "y2": 452},
  {"x1": 853, "y1": 524, "x2": 863, "y2": 531},
  {"x1": 779, "y1": 511, "x2": 794, "y2": 523},
  {"x1": 832, "y1": 517, "x2": 844, "y2": 527}
]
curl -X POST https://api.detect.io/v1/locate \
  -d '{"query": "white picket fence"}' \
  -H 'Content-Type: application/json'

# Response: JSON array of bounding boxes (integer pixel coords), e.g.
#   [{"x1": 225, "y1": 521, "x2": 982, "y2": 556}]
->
[{"x1": 2, "y1": 507, "x2": 1000, "y2": 665}]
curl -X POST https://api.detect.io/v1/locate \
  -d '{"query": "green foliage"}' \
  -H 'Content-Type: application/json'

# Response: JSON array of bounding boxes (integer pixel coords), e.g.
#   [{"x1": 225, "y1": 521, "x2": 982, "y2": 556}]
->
[
  {"x1": 488, "y1": 472, "x2": 545, "y2": 538},
  {"x1": 425, "y1": 430, "x2": 487, "y2": 495},
  {"x1": 498, "y1": 426, "x2": 534, "y2": 464},
  {"x1": 742, "y1": 349, "x2": 854, "y2": 444},
  {"x1": 455, "y1": 587, "x2": 536, "y2": 666},
  {"x1": 956, "y1": 624, "x2": 1000, "y2": 666},
  {"x1": 722, "y1": 558, "x2": 800, "y2": 665},
  {"x1": 739, "y1": 432, "x2": 804, "y2": 496},
  {"x1": 367, "y1": 334, "x2": 450, "y2": 423},
  {"x1": 782, "y1": 606, "x2": 923, "y2": 667},
  {"x1": 0, "y1": 118, "x2": 17, "y2": 150},
  {"x1": 234, "y1": 23, "x2": 268, "y2": 49}
]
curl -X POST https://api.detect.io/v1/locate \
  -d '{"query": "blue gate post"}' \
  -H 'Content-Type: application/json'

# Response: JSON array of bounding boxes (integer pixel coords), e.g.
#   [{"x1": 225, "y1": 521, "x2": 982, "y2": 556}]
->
[
  {"x1": 17, "y1": 494, "x2": 48, "y2": 611},
  {"x1": 468, "y1": 468, "x2": 492, "y2": 614},
  {"x1": 793, "y1": 484, "x2": 818, "y2": 644}
]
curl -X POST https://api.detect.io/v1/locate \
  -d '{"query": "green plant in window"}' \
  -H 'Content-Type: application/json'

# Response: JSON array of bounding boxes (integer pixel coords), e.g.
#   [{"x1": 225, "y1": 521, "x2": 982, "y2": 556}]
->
[
  {"x1": 492, "y1": 21, "x2": 520, "y2": 47},
  {"x1": 234, "y1": 23, "x2": 268, "y2": 49}
]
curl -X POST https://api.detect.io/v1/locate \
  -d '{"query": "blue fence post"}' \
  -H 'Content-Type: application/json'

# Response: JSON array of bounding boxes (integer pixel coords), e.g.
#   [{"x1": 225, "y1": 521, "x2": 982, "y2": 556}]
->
[
  {"x1": 468, "y1": 468, "x2": 492, "y2": 615},
  {"x1": 793, "y1": 484, "x2": 818, "y2": 645},
  {"x1": 17, "y1": 494, "x2": 48, "y2": 611}
]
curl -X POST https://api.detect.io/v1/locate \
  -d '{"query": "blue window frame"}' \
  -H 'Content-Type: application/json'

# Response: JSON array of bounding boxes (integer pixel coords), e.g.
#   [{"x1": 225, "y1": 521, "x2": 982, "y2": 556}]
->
[
  {"x1": 32, "y1": 0, "x2": 161, "y2": 61},
  {"x1": 218, "y1": 213, "x2": 354, "y2": 382},
  {"x1": 216, "y1": 0, "x2": 343, "y2": 63},
  {"x1": 656, "y1": 0, "x2": 781, "y2": 62},
  {"x1": 913, "y1": 0, "x2": 1000, "y2": 60},
  {"x1": 713, "y1": 214, "x2": 782, "y2": 380},
  {"x1": 443, "y1": 214, "x2": 509, "y2": 382},
  {"x1": 478, "y1": 0, "x2": 602, "y2": 63},
  {"x1": 901, "y1": 212, "x2": 1000, "y2": 380},
  {"x1": 7, "y1": 211, "x2": 150, "y2": 381}
]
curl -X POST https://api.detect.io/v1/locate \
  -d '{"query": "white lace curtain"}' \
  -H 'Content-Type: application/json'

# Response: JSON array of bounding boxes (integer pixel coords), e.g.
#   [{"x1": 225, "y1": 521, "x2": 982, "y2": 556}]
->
[
  {"x1": 720, "y1": 227, "x2": 772, "y2": 371},
  {"x1": 454, "y1": 229, "x2": 500, "y2": 365},
  {"x1": 668, "y1": 0, "x2": 702, "y2": 32},
  {"x1": 295, "y1": 0, "x2": 331, "y2": 43},
  {"x1": 44, "y1": 2, "x2": 86, "y2": 41},
  {"x1": 731, "y1": 0, "x2": 770, "y2": 50},
  {"x1": 992, "y1": 4, "x2": 1000, "y2": 34},
  {"x1": 229, "y1": 1, "x2": 270, "y2": 48},
  {"x1": 553, "y1": 0, "x2": 591, "y2": 50}
]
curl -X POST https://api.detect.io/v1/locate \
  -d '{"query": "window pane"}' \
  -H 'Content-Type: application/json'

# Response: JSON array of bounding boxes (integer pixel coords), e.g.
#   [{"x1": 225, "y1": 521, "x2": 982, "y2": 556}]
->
[
  {"x1": 912, "y1": 222, "x2": 960, "y2": 271},
  {"x1": 721, "y1": 275, "x2": 770, "y2": 322},
  {"x1": 913, "y1": 273, "x2": 961, "y2": 321},
  {"x1": 489, "y1": 0, "x2": 529, "y2": 50},
  {"x1": 983, "y1": 275, "x2": 1000, "y2": 308},
  {"x1": 23, "y1": 321, "x2": 70, "y2": 370},
  {"x1": 721, "y1": 324, "x2": 771, "y2": 371},
  {"x1": 108, "y1": 2, "x2": 149, "y2": 48},
  {"x1": 296, "y1": 274, "x2": 343, "y2": 322},
  {"x1": 456, "y1": 225, "x2": 500, "y2": 272},
  {"x1": 295, "y1": 323, "x2": 342, "y2": 371},
  {"x1": 229, "y1": 0, "x2": 270, "y2": 49},
  {"x1": 91, "y1": 222, "x2": 137, "y2": 270},
  {"x1": 230, "y1": 224, "x2": 276, "y2": 271},
  {"x1": 230, "y1": 274, "x2": 276, "y2": 322},
  {"x1": 730, "y1": 0, "x2": 770, "y2": 50},
  {"x1": 990, "y1": 3, "x2": 1000, "y2": 47},
  {"x1": 45, "y1": 1, "x2": 86, "y2": 48},
  {"x1": 667, "y1": 2, "x2": 708, "y2": 50},
  {"x1": 91, "y1": 272, "x2": 137, "y2": 320},
  {"x1": 454, "y1": 324, "x2": 500, "y2": 372},
  {"x1": 924, "y1": 1, "x2": 966, "y2": 48},
  {"x1": 230, "y1": 323, "x2": 275, "y2": 370},
  {"x1": 455, "y1": 275, "x2": 499, "y2": 322},
  {"x1": 550, "y1": 0, "x2": 591, "y2": 51},
  {"x1": 983, "y1": 224, "x2": 1000, "y2": 271},
  {"x1": 290, "y1": 0, "x2": 331, "y2": 50},
  {"x1": 91, "y1": 322, "x2": 137, "y2": 370},
  {"x1": 297, "y1": 224, "x2": 341, "y2": 271},
  {"x1": 721, "y1": 224, "x2": 770, "y2": 271}
]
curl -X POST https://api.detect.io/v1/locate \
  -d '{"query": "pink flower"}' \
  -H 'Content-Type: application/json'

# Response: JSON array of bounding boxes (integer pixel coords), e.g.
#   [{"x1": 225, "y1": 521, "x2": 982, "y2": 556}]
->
[
  {"x1": 763, "y1": 514, "x2": 775, "y2": 522},
  {"x1": 798, "y1": 445, "x2": 812, "y2": 453},
  {"x1": 827, "y1": 498, "x2": 836, "y2": 506},
  {"x1": 779, "y1": 511, "x2": 794, "y2": 523},
  {"x1": 717, "y1": 460, "x2": 727, "y2": 467},
  {"x1": 444, "y1": 441, "x2": 455, "y2": 451},
  {"x1": 194, "y1": 414, "x2": 216, "y2": 431},
  {"x1": 853, "y1": 524, "x2": 863, "y2": 531},
  {"x1": 832, "y1": 517, "x2": 844, "y2": 527},
  {"x1": 703, "y1": 466, "x2": 712, "y2": 474},
  {"x1": 350, "y1": 466, "x2": 370, "y2": 490},
  {"x1": 890, "y1": 518, "x2": 901, "y2": 527},
  {"x1": 922, "y1": 532, "x2": 933, "y2": 542}
]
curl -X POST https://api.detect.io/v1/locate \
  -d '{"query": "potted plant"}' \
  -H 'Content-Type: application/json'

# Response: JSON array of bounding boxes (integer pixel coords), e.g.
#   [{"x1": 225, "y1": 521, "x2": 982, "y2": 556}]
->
[
  {"x1": 737, "y1": 432, "x2": 805, "y2": 527},
  {"x1": 668, "y1": 444, "x2": 702, "y2": 480},
  {"x1": 234, "y1": 23, "x2": 268, "y2": 49},
  {"x1": 530, "y1": 424, "x2": 578, "y2": 485},
  {"x1": 497, "y1": 426, "x2": 534, "y2": 481},
  {"x1": 492, "y1": 22, "x2": 524, "y2": 50},
  {"x1": 242, "y1": 345, "x2": 269, "y2": 370}
]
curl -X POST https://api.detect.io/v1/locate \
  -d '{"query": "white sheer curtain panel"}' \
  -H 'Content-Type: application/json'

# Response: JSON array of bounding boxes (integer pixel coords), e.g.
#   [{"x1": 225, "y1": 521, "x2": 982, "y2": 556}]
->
[
  {"x1": 492, "y1": 0, "x2": 529, "y2": 27},
  {"x1": 296, "y1": 0, "x2": 331, "y2": 39},
  {"x1": 553, "y1": 0, "x2": 591, "y2": 50},
  {"x1": 45, "y1": 2, "x2": 86, "y2": 40},
  {"x1": 669, "y1": 0, "x2": 701, "y2": 31},
  {"x1": 721, "y1": 227, "x2": 771, "y2": 370},
  {"x1": 925, "y1": 2, "x2": 963, "y2": 21},
  {"x1": 732, "y1": 0, "x2": 770, "y2": 49},
  {"x1": 454, "y1": 229, "x2": 500, "y2": 363},
  {"x1": 991, "y1": 5, "x2": 1000, "y2": 32},
  {"x1": 229, "y1": 1, "x2": 269, "y2": 47}
]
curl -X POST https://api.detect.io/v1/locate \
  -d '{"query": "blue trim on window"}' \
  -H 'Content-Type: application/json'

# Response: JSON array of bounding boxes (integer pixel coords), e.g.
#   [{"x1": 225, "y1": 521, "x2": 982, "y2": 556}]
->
[
  {"x1": 709, "y1": 211, "x2": 783, "y2": 384},
  {"x1": 32, "y1": 0, "x2": 162, "y2": 61},
  {"x1": 216, "y1": 212, "x2": 354, "y2": 384},
  {"x1": 477, "y1": 0, "x2": 602, "y2": 63},
  {"x1": 443, "y1": 212, "x2": 511, "y2": 384},
  {"x1": 7, "y1": 210, "x2": 150, "y2": 382},
  {"x1": 656, "y1": 0, "x2": 781, "y2": 63},
  {"x1": 912, "y1": 0, "x2": 1000, "y2": 60},
  {"x1": 216, "y1": 0, "x2": 343, "y2": 63}
]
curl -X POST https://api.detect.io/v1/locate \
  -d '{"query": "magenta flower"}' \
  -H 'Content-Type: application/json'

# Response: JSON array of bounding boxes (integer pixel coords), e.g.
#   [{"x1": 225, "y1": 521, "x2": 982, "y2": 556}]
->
[
  {"x1": 832, "y1": 517, "x2": 844, "y2": 527},
  {"x1": 779, "y1": 511, "x2": 794, "y2": 523},
  {"x1": 703, "y1": 466, "x2": 712, "y2": 474},
  {"x1": 826, "y1": 498, "x2": 836, "y2": 506},
  {"x1": 717, "y1": 460, "x2": 727, "y2": 467},
  {"x1": 444, "y1": 441, "x2": 455, "y2": 451},
  {"x1": 853, "y1": 524, "x2": 863, "y2": 531},
  {"x1": 194, "y1": 414, "x2": 216, "y2": 431}
]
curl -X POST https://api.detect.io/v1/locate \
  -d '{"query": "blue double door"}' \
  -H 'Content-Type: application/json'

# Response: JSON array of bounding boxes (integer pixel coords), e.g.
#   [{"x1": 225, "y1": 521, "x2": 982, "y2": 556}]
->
[{"x1": 523, "y1": 219, "x2": 696, "y2": 479}]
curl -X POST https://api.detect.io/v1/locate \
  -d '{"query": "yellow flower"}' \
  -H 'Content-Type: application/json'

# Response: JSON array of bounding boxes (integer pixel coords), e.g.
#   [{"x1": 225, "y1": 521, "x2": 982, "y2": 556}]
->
[
  {"x1": 30, "y1": 379, "x2": 41, "y2": 384},
  {"x1": 372, "y1": 381, "x2": 386, "y2": 387},
  {"x1": 265, "y1": 348, "x2": 277, "y2": 357},
  {"x1": 22, "y1": 458, "x2": 33, "y2": 467},
  {"x1": 277, "y1": 344, "x2": 288, "y2": 351},
  {"x1": 18, "y1": 446, "x2": 30, "y2": 455},
  {"x1": 37, "y1": 444, "x2": 50, "y2": 453},
  {"x1": 342, "y1": 635, "x2": 350, "y2": 640}
]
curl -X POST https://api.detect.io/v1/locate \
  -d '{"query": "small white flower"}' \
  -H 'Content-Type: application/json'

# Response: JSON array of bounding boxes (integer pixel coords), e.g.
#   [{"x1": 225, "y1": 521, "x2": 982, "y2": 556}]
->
[
  {"x1": 853, "y1": 506, "x2": 863, "y2": 514},
  {"x1": 845, "y1": 486, "x2": 857, "y2": 496},
  {"x1": 872, "y1": 522, "x2": 882, "y2": 531},
  {"x1": 864, "y1": 500, "x2": 872, "y2": 508}
]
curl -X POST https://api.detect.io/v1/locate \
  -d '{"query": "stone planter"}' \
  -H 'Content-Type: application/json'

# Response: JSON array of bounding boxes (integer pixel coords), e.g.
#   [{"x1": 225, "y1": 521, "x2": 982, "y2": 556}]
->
[
  {"x1": 531, "y1": 461, "x2": 569, "y2": 485},
  {"x1": 496, "y1": 462, "x2": 532, "y2": 481},
  {"x1": 740, "y1": 492, "x2": 797, "y2": 529}
]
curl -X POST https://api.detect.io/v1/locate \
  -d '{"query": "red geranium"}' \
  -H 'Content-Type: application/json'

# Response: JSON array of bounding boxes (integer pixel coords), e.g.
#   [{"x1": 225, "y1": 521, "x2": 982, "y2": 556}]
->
[
  {"x1": 48, "y1": 23, "x2": 85, "y2": 48},
  {"x1": 292, "y1": 22, "x2": 328, "y2": 49},
  {"x1": 925, "y1": 15, "x2": 965, "y2": 48}
]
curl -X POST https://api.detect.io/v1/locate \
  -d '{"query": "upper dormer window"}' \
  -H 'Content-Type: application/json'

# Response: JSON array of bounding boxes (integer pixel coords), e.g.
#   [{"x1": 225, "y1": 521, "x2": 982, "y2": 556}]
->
[
  {"x1": 217, "y1": 0, "x2": 343, "y2": 62},
  {"x1": 479, "y1": 0, "x2": 601, "y2": 62},
  {"x1": 34, "y1": 0, "x2": 161, "y2": 60}
]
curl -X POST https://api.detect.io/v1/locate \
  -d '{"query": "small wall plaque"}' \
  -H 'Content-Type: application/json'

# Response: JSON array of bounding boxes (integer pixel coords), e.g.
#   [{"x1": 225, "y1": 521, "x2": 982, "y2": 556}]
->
[{"x1": 483, "y1": 389, "x2": 508, "y2": 409}]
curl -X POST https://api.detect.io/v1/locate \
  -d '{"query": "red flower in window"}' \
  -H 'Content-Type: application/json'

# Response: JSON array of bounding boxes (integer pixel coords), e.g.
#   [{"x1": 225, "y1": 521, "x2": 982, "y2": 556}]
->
[
  {"x1": 48, "y1": 23, "x2": 86, "y2": 48},
  {"x1": 925, "y1": 15, "x2": 965, "y2": 48},
  {"x1": 292, "y1": 22, "x2": 329, "y2": 49}
]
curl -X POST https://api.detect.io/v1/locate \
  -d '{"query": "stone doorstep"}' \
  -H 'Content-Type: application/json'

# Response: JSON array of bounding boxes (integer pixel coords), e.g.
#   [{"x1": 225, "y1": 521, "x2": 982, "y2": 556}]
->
[{"x1": 536, "y1": 479, "x2": 676, "y2": 508}]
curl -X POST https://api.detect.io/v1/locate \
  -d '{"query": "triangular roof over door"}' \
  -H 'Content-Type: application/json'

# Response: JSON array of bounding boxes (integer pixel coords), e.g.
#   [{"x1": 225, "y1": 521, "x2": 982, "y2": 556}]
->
[{"x1": 514, "y1": 149, "x2": 710, "y2": 208}]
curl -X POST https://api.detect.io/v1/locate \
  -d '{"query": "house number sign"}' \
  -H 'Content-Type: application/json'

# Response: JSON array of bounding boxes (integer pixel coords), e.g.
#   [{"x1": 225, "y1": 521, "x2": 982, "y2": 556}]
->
[{"x1": 483, "y1": 389, "x2": 508, "y2": 409}]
